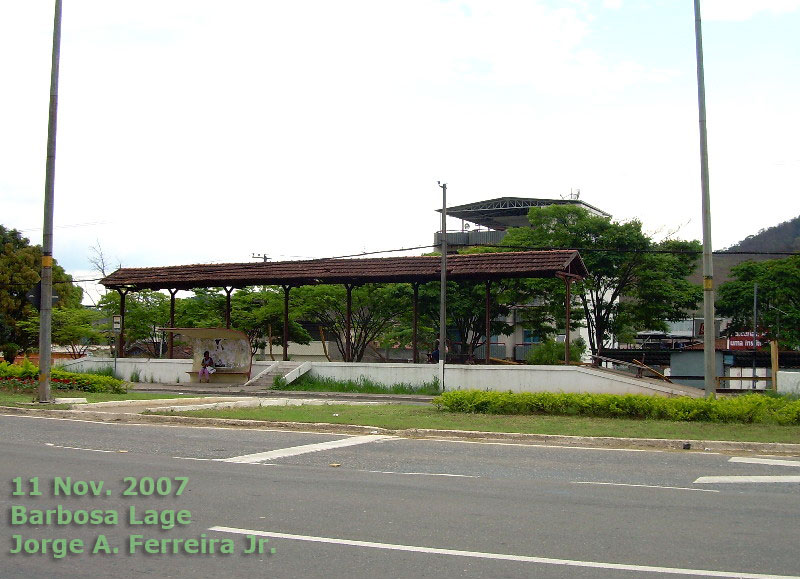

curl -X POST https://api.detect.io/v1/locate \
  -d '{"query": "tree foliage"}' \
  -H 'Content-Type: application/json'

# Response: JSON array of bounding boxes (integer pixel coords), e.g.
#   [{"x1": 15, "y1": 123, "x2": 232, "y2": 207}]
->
[
  {"x1": 230, "y1": 287, "x2": 311, "y2": 358},
  {"x1": 716, "y1": 255, "x2": 800, "y2": 349},
  {"x1": 415, "y1": 280, "x2": 513, "y2": 359},
  {"x1": 293, "y1": 284, "x2": 411, "y2": 362},
  {"x1": 499, "y1": 206, "x2": 702, "y2": 355},
  {"x1": 0, "y1": 225, "x2": 83, "y2": 350},
  {"x1": 99, "y1": 289, "x2": 170, "y2": 357},
  {"x1": 19, "y1": 307, "x2": 104, "y2": 359}
]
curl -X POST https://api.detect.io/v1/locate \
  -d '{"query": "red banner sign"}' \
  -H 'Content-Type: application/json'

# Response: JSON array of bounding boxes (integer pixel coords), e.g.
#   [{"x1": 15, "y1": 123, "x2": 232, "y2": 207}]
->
[{"x1": 728, "y1": 333, "x2": 765, "y2": 350}]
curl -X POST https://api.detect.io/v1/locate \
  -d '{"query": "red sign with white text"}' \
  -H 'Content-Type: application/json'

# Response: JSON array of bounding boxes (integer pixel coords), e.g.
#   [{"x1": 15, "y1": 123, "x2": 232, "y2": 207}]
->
[{"x1": 728, "y1": 333, "x2": 765, "y2": 350}]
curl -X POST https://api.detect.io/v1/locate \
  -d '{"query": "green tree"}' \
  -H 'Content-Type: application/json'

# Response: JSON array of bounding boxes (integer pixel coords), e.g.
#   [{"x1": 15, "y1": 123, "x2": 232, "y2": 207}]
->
[
  {"x1": 416, "y1": 280, "x2": 513, "y2": 360},
  {"x1": 230, "y1": 287, "x2": 311, "y2": 358},
  {"x1": 293, "y1": 284, "x2": 411, "y2": 362},
  {"x1": 526, "y1": 337, "x2": 587, "y2": 365},
  {"x1": 500, "y1": 205, "x2": 702, "y2": 355},
  {"x1": 175, "y1": 288, "x2": 226, "y2": 328},
  {"x1": 19, "y1": 307, "x2": 104, "y2": 359},
  {"x1": 716, "y1": 255, "x2": 800, "y2": 349},
  {"x1": 0, "y1": 225, "x2": 82, "y2": 350},
  {"x1": 99, "y1": 289, "x2": 170, "y2": 356}
]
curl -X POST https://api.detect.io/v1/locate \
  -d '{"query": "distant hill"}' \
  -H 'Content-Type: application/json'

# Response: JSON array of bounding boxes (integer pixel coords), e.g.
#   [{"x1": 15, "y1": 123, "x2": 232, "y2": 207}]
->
[
  {"x1": 723, "y1": 215, "x2": 800, "y2": 254},
  {"x1": 688, "y1": 215, "x2": 800, "y2": 288}
]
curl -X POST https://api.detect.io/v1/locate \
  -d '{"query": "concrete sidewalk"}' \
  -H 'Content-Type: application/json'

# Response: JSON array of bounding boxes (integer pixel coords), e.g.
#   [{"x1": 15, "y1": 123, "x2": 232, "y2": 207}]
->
[
  {"x1": 129, "y1": 382, "x2": 435, "y2": 404},
  {"x1": 71, "y1": 395, "x2": 393, "y2": 414}
]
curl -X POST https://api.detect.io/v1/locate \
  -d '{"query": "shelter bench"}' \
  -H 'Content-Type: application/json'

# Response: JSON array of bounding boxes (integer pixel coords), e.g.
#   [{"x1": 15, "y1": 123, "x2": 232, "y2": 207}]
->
[{"x1": 186, "y1": 368, "x2": 250, "y2": 384}]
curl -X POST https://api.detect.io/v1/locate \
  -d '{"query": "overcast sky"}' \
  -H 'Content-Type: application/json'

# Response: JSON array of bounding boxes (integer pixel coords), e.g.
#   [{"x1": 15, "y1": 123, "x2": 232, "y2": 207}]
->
[{"x1": 2, "y1": 1, "x2": 799, "y2": 303}]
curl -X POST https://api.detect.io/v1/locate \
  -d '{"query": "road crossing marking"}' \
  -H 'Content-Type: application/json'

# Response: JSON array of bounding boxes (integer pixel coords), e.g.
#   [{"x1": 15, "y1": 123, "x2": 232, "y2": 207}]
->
[
  {"x1": 219, "y1": 434, "x2": 395, "y2": 463},
  {"x1": 695, "y1": 475, "x2": 800, "y2": 484},
  {"x1": 728, "y1": 457, "x2": 800, "y2": 468},
  {"x1": 209, "y1": 526, "x2": 800, "y2": 578}
]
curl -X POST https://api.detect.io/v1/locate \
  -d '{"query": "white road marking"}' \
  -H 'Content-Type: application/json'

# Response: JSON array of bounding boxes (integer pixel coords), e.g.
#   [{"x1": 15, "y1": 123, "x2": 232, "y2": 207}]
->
[
  {"x1": 572, "y1": 481, "x2": 719, "y2": 493},
  {"x1": 219, "y1": 435, "x2": 395, "y2": 463},
  {"x1": 695, "y1": 475, "x2": 800, "y2": 484},
  {"x1": 729, "y1": 457, "x2": 800, "y2": 468},
  {"x1": 44, "y1": 443, "x2": 119, "y2": 453},
  {"x1": 209, "y1": 526, "x2": 798, "y2": 578},
  {"x1": 365, "y1": 470, "x2": 479, "y2": 478},
  {"x1": 172, "y1": 456, "x2": 280, "y2": 465}
]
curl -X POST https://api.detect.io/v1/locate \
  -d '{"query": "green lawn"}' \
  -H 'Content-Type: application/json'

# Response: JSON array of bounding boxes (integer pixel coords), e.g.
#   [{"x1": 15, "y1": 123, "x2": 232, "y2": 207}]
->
[{"x1": 162, "y1": 403, "x2": 800, "y2": 444}]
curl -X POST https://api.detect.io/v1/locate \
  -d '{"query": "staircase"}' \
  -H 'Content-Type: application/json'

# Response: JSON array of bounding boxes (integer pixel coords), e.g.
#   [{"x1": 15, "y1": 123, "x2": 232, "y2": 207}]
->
[{"x1": 245, "y1": 361, "x2": 305, "y2": 389}]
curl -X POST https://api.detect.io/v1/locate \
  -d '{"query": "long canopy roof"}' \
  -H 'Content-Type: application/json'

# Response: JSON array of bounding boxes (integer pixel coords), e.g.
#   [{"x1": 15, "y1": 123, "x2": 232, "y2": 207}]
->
[{"x1": 100, "y1": 250, "x2": 588, "y2": 292}]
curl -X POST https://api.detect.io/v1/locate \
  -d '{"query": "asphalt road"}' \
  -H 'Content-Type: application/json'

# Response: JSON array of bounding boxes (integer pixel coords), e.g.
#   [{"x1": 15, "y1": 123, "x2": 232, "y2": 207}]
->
[{"x1": 2, "y1": 413, "x2": 799, "y2": 579}]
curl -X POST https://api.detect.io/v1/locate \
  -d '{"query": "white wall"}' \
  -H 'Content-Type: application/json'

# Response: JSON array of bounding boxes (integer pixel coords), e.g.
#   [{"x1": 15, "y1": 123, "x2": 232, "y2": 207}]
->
[
  {"x1": 61, "y1": 357, "x2": 193, "y2": 384},
  {"x1": 778, "y1": 370, "x2": 800, "y2": 394},
  {"x1": 308, "y1": 362, "x2": 691, "y2": 397},
  {"x1": 62, "y1": 358, "x2": 696, "y2": 396}
]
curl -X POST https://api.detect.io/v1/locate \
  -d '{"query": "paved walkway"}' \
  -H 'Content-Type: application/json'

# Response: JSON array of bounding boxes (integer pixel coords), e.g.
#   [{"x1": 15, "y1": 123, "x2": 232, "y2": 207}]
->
[{"x1": 71, "y1": 395, "x2": 397, "y2": 415}]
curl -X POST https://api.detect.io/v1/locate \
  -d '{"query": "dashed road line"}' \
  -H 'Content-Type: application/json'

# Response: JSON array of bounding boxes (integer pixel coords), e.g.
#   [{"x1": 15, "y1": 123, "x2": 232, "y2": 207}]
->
[
  {"x1": 572, "y1": 481, "x2": 719, "y2": 493},
  {"x1": 44, "y1": 443, "x2": 122, "y2": 453},
  {"x1": 209, "y1": 526, "x2": 799, "y2": 578},
  {"x1": 364, "y1": 470, "x2": 479, "y2": 478}
]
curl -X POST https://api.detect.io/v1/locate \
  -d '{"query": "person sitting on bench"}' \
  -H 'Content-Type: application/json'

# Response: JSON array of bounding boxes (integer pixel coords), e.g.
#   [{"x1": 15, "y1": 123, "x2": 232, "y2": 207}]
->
[{"x1": 199, "y1": 351, "x2": 214, "y2": 383}]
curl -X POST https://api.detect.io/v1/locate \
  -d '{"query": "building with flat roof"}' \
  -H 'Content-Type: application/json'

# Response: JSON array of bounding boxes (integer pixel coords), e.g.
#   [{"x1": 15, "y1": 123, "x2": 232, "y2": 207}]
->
[{"x1": 434, "y1": 195, "x2": 611, "y2": 250}]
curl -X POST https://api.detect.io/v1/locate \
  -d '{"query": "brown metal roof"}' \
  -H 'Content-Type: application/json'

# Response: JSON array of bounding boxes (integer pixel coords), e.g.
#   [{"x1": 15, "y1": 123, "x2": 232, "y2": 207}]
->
[{"x1": 100, "y1": 250, "x2": 587, "y2": 291}]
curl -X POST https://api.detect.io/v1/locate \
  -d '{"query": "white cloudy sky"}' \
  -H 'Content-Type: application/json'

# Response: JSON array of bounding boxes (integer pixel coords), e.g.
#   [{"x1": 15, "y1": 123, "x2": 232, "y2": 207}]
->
[{"x1": 2, "y1": 1, "x2": 799, "y2": 303}]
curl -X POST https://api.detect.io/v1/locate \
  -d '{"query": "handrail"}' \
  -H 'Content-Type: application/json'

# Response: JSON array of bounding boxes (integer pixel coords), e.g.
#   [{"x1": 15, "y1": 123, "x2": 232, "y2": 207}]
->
[{"x1": 591, "y1": 354, "x2": 672, "y2": 383}]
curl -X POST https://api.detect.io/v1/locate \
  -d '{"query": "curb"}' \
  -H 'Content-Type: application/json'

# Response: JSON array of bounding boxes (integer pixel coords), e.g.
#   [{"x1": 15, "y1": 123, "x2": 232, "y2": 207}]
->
[{"x1": 3, "y1": 405, "x2": 800, "y2": 455}]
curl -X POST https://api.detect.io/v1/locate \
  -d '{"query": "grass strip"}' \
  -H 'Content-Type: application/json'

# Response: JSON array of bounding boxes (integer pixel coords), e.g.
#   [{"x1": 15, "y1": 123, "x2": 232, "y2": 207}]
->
[
  {"x1": 160, "y1": 404, "x2": 800, "y2": 444},
  {"x1": 274, "y1": 374, "x2": 439, "y2": 396}
]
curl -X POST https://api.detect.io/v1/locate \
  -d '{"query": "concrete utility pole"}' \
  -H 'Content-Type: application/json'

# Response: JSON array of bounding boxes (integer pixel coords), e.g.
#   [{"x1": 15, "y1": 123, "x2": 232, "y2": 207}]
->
[
  {"x1": 694, "y1": 0, "x2": 716, "y2": 397},
  {"x1": 38, "y1": 0, "x2": 62, "y2": 403},
  {"x1": 438, "y1": 181, "x2": 447, "y2": 391}
]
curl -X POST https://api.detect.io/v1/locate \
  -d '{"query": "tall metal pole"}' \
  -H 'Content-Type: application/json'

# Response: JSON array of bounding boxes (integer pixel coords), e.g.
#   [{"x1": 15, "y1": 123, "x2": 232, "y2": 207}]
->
[
  {"x1": 752, "y1": 283, "x2": 758, "y2": 389},
  {"x1": 438, "y1": 182, "x2": 447, "y2": 391},
  {"x1": 694, "y1": 0, "x2": 716, "y2": 397},
  {"x1": 38, "y1": 0, "x2": 62, "y2": 403}
]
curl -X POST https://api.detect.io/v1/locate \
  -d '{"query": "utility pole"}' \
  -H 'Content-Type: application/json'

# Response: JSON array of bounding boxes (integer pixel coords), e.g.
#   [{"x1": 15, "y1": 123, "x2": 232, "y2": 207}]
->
[
  {"x1": 438, "y1": 181, "x2": 447, "y2": 391},
  {"x1": 694, "y1": 0, "x2": 716, "y2": 397},
  {"x1": 752, "y1": 283, "x2": 758, "y2": 389},
  {"x1": 39, "y1": 0, "x2": 62, "y2": 403}
]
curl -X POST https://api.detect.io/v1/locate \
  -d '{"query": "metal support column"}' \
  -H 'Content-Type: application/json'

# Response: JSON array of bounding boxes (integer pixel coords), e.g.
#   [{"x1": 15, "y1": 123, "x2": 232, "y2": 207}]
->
[
  {"x1": 224, "y1": 287, "x2": 233, "y2": 329},
  {"x1": 117, "y1": 288, "x2": 128, "y2": 358},
  {"x1": 345, "y1": 284, "x2": 353, "y2": 362},
  {"x1": 412, "y1": 282, "x2": 419, "y2": 364},
  {"x1": 484, "y1": 280, "x2": 491, "y2": 364},
  {"x1": 168, "y1": 289, "x2": 177, "y2": 359},
  {"x1": 282, "y1": 285, "x2": 291, "y2": 362},
  {"x1": 564, "y1": 276, "x2": 572, "y2": 365}
]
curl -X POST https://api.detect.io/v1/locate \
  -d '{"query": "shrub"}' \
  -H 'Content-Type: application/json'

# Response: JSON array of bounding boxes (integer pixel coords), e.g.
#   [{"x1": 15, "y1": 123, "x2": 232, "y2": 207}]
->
[
  {"x1": 1, "y1": 343, "x2": 20, "y2": 363},
  {"x1": 433, "y1": 390, "x2": 800, "y2": 425},
  {"x1": 0, "y1": 360, "x2": 125, "y2": 393},
  {"x1": 526, "y1": 338, "x2": 586, "y2": 365}
]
